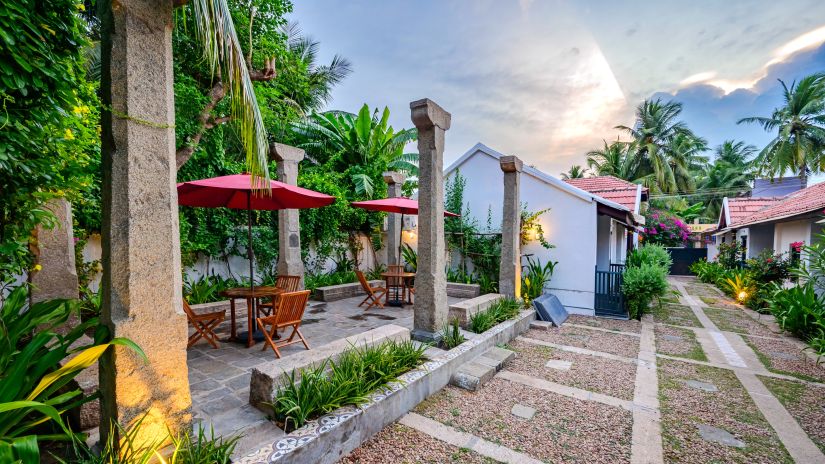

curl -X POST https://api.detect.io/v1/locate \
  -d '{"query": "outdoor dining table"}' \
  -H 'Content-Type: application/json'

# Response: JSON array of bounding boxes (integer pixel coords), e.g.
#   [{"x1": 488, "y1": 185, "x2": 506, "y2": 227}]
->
[
  {"x1": 380, "y1": 271, "x2": 415, "y2": 306},
  {"x1": 221, "y1": 286, "x2": 284, "y2": 347}
]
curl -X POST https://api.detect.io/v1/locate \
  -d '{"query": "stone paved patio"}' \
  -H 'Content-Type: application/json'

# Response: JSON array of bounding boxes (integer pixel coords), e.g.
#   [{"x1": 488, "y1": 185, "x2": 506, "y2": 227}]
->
[{"x1": 186, "y1": 294, "x2": 467, "y2": 451}]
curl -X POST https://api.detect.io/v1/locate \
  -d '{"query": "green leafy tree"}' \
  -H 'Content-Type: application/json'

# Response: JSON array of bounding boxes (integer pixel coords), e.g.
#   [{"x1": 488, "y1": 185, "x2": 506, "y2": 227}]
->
[
  {"x1": 0, "y1": 1, "x2": 99, "y2": 282},
  {"x1": 738, "y1": 73, "x2": 825, "y2": 185},
  {"x1": 586, "y1": 139, "x2": 640, "y2": 181},
  {"x1": 696, "y1": 140, "x2": 756, "y2": 219}
]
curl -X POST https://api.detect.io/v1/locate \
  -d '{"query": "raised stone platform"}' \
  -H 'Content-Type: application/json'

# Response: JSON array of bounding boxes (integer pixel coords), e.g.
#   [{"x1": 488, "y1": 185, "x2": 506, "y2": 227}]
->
[
  {"x1": 248, "y1": 324, "x2": 410, "y2": 410},
  {"x1": 313, "y1": 280, "x2": 383, "y2": 302},
  {"x1": 448, "y1": 293, "x2": 504, "y2": 328},
  {"x1": 446, "y1": 282, "x2": 481, "y2": 298}
]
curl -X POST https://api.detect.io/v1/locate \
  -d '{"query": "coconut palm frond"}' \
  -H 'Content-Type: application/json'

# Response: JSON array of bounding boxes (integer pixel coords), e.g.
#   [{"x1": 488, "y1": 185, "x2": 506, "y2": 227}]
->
[{"x1": 190, "y1": 0, "x2": 269, "y2": 184}]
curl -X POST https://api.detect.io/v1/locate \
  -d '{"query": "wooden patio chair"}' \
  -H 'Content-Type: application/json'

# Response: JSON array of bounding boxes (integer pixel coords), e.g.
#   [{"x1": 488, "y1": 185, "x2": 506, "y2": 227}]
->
[
  {"x1": 256, "y1": 290, "x2": 312, "y2": 359},
  {"x1": 256, "y1": 274, "x2": 301, "y2": 318},
  {"x1": 182, "y1": 299, "x2": 225, "y2": 349},
  {"x1": 356, "y1": 270, "x2": 387, "y2": 310},
  {"x1": 388, "y1": 264, "x2": 404, "y2": 273}
]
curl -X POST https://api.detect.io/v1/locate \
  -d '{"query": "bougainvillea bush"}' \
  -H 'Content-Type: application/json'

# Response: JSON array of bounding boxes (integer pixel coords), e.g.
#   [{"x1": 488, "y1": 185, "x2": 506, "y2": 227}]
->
[{"x1": 640, "y1": 210, "x2": 691, "y2": 247}]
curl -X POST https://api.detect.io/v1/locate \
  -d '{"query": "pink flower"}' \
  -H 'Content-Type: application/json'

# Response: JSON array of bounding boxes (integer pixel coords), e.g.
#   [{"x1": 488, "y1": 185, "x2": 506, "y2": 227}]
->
[{"x1": 659, "y1": 223, "x2": 666, "y2": 228}]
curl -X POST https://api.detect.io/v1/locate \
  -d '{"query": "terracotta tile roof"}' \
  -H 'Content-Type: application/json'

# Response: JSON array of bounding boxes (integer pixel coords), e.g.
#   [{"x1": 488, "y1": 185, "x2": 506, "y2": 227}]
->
[
  {"x1": 725, "y1": 197, "x2": 784, "y2": 227},
  {"x1": 564, "y1": 176, "x2": 648, "y2": 212},
  {"x1": 734, "y1": 181, "x2": 825, "y2": 227}
]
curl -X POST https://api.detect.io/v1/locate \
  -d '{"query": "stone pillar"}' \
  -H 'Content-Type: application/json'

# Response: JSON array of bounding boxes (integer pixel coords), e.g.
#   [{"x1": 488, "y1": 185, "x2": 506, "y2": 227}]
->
[
  {"x1": 383, "y1": 171, "x2": 406, "y2": 266},
  {"x1": 410, "y1": 99, "x2": 451, "y2": 342},
  {"x1": 98, "y1": 0, "x2": 190, "y2": 446},
  {"x1": 272, "y1": 143, "x2": 306, "y2": 288},
  {"x1": 499, "y1": 156, "x2": 523, "y2": 299},
  {"x1": 32, "y1": 198, "x2": 79, "y2": 303}
]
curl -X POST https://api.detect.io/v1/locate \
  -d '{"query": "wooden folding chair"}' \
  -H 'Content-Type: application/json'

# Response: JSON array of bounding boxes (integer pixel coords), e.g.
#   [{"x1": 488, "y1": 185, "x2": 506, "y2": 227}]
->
[
  {"x1": 356, "y1": 270, "x2": 387, "y2": 310},
  {"x1": 182, "y1": 299, "x2": 226, "y2": 349},
  {"x1": 388, "y1": 264, "x2": 404, "y2": 273},
  {"x1": 256, "y1": 290, "x2": 312, "y2": 358},
  {"x1": 256, "y1": 274, "x2": 301, "y2": 317}
]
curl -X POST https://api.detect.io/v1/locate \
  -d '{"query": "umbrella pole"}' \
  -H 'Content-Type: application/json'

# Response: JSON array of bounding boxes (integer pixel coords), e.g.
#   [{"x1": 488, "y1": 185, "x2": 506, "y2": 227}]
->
[
  {"x1": 248, "y1": 194, "x2": 254, "y2": 292},
  {"x1": 398, "y1": 213, "x2": 404, "y2": 267}
]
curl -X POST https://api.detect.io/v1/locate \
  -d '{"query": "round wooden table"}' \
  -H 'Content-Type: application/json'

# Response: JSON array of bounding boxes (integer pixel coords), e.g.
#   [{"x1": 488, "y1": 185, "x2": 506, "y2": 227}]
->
[
  {"x1": 221, "y1": 286, "x2": 284, "y2": 347},
  {"x1": 380, "y1": 272, "x2": 415, "y2": 306}
]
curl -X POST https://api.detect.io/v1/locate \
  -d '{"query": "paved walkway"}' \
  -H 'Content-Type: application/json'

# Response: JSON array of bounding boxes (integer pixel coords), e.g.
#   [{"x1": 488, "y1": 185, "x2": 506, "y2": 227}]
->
[{"x1": 345, "y1": 277, "x2": 825, "y2": 463}]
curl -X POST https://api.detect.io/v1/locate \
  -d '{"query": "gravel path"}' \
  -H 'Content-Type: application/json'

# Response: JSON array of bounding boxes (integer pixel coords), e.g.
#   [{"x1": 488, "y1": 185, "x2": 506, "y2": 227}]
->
[
  {"x1": 744, "y1": 335, "x2": 825, "y2": 382},
  {"x1": 658, "y1": 359, "x2": 792, "y2": 464},
  {"x1": 699, "y1": 296, "x2": 740, "y2": 310},
  {"x1": 702, "y1": 306, "x2": 778, "y2": 338},
  {"x1": 654, "y1": 325, "x2": 707, "y2": 361},
  {"x1": 566, "y1": 315, "x2": 642, "y2": 334},
  {"x1": 507, "y1": 338, "x2": 637, "y2": 400},
  {"x1": 651, "y1": 303, "x2": 703, "y2": 328},
  {"x1": 415, "y1": 379, "x2": 632, "y2": 464},
  {"x1": 522, "y1": 326, "x2": 640, "y2": 358},
  {"x1": 760, "y1": 376, "x2": 825, "y2": 454},
  {"x1": 338, "y1": 423, "x2": 496, "y2": 463}
]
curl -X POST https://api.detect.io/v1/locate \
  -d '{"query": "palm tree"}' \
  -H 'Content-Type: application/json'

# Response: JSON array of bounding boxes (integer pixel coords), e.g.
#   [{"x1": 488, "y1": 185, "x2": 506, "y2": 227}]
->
[
  {"x1": 586, "y1": 139, "x2": 639, "y2": 181},
  {"x1": 697, "y1": 140, "x2": 756, "y2": 219},
  {"x1": 738, "y1": 73, "x2": 825, "y2": 185},
  {"x1": 617, "y1": 99, "x2": 696, "y2": 193},
  {"x1": 668, "y1": 133, "x2": 709, "y2": 194},
  {"x1": 561, "y1": 165, "x2": 587, "y2": 179},
  {"x1": 292, "y1": 104, "x2": 418, "y2": 196},
  {"x1": 281, "y1": 22, "x2": 353, "y2": 113},
  {"x1": 187, "y1": 0, "x2": 271, "y2": 180}
]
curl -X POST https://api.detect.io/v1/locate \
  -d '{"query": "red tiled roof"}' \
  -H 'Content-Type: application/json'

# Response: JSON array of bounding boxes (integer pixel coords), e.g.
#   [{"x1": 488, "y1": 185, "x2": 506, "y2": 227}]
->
[
  {"x1": 734, "y1": 181, "x2": 825, "y2": 227},
  {"x1": 725, "y1": 197, "x2": 783, "y2": 227},
  {"x1": 564, "y1": 176, "x2": 647, "y2": 212}
]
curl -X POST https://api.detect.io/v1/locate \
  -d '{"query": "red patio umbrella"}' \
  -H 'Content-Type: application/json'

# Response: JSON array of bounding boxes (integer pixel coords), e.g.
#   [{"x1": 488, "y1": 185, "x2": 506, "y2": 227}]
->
[
  {"x1": 177, "y1": 174, "x2": 335, "y2": 289},
  {"x1": 350, "y1": 197, "x2": 459, "y2": 264}
]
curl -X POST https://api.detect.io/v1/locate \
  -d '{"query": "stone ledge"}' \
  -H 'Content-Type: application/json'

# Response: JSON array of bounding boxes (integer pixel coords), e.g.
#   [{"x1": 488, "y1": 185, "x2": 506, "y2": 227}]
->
[
  {"x1": 236, "y1": 309, "x2": 535, "y2": 463},
  {"x1": 447, "y1": 282, "x2": 481, "y2": 298},
  {"x1": 248, "y1": 324, "x2": 410, "y2": 411},
  {"x1": 190, "y1": 300, "x2": 233, "y2": 313},
  {"x1": 313, "y1": 280, "x2": 383, "y2": 302},
  {"x1": 448, "y1": 293, "x2": 503, "y2": 328}
]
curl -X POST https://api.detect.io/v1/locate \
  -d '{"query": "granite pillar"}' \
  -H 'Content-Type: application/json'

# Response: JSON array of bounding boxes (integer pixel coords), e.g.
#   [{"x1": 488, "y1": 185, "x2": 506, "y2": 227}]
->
[
  {"x1": 98, "y1": 0, "x2": 191, "y2": 446},
  {"x1": 383, "y1": 171, "x2": 406, "y2": 266},
  {"x1": 499, "y1": 156, "x2": 523, "y2": 299},
  {"x1": 32, "y1": 198, "x2": 79, "y2": 303},
  {"x1": 272, "y1": 143, "x2": 306, "y2": 288},
  {"x1": 410, "y1": 99, "x2": 451, "y2": 342}
]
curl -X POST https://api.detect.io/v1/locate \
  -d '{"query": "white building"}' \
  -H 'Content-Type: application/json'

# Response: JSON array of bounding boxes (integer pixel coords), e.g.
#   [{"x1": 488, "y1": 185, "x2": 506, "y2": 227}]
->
[{"x1": 444, "y1": 143, "x2": 645, "y2": 316}]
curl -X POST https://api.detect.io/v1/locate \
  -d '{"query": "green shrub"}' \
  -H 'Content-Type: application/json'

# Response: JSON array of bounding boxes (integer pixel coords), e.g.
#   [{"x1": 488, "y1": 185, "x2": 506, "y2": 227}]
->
[
  {"x1": 626, "y1": 244, "x2": 672, "y2": 270},
  {"x1": 769, "y1": 284, "x2": 825, "y2": 341},
  {"x1": 717, "y1": 241, "x2": 744, "y2": 269},
  {"x1": 468, "y1": 298, "x2": 521, "y2": 333},
  {"x1": 440, "y1": 319, "x2": 466, "y2": 349},
  {"x1": 622, "y1": 263, "x2": 669, "y2": 319},
  {"x1": 689, "y1": 259, "x2": 725, "y2": 284},
  {"x1": 269, "y1": 339, "x2": 427, "y2": 431}
]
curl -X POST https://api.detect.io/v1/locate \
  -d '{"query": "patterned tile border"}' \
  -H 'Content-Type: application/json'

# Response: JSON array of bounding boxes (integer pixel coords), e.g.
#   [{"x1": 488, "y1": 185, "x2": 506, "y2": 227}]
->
[{"x1": 237, "y1": 309, "x2": 535, "y2": 463}]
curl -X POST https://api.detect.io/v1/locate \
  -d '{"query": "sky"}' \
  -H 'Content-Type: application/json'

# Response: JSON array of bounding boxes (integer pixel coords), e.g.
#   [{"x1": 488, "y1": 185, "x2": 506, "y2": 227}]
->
[{"x1": 289, "y1": 0, "x2": 825, "y2": 179}]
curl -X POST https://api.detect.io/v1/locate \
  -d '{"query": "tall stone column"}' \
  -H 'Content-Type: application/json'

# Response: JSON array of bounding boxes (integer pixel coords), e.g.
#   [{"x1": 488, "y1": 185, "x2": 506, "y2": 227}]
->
[
  {"x1": 383, "y1": 171, "x2": 406, "y2": 266},
  {"x1": 272, "y1": 143, "x2": 306, "y2": 288},
  {"x1": 32, "y1": 198, "x2": 79, "y2": 303},
  {"x1": 499, "y1": 156, "x2": 523, "y2": 299},
  {"x1": 410, "y1": 99, "x2": 451, "y2": 342},
  {"x1": 98, "y1": 0, "x2": 190, "y2": 446}
]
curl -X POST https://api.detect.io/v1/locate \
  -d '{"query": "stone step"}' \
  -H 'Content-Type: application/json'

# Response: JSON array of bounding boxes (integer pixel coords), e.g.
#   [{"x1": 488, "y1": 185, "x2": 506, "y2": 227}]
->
[
  {"x1": 194, "y1": 403, "x2": 285, "y2": 460},
  {"x1": 450, "y1": 360, "x2": 496, "y2": 392},
  {"x1": 477, "y1": 346, "x2": 515, "y2": 371},
  {"x1": 529, "y1": 320, "x2": 554, "y2": 331}
]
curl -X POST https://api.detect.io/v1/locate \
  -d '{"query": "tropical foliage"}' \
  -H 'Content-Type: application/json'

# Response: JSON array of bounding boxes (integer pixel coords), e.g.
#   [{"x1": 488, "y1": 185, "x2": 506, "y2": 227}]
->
[
  {"x1": 561, "y1": 165, "x2": 587, "y2": 179},
  {"x1": 467, "y1": 298, "x2": 522, "y2": 333},
  {"x1": 739, "y1": 73, "x2": 825, "y2": 184},
  {"x1": 640, "y1": 209, "x2": 691, "y2": 247}
]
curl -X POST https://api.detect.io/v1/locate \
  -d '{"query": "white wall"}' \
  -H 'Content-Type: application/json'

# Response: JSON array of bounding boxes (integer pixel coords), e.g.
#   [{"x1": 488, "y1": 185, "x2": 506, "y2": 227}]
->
[
  {"x1": 446, "y1": 151, "x2": 599, "y2": 315},
  {"x1": 774, "y1": 219, "x2": 812, "y2": 255},
  {"x1": 596, "y1": 215, "x2": 611, "y2": 271}
]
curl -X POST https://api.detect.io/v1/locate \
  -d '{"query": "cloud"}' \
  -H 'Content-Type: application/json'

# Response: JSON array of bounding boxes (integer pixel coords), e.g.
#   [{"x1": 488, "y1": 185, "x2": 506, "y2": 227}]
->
[{"x1": 653, "y1": 42, "x2": 825, "y2": 156}]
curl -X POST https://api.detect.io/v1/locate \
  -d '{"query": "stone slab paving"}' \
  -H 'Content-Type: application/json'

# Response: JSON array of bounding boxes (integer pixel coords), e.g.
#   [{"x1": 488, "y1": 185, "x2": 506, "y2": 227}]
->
[
  {"x1": 516, "y1": 335, "x2": 638, "y2": 364},
  {"x1": 761, "y1": 376, "x2": 825, "y2": 454},
  {"x1": 187, "y1": 295, "x2": 467, "y2": 446},
  {"x1": 631, "y1": 317, "x2": 663, "y2": 464},
  {"x1": 519, "y1": 325, "x2": 641, "y2": 358},
  {"x1": 671, "y1": 277, "x2": 825, "y2": 464}
]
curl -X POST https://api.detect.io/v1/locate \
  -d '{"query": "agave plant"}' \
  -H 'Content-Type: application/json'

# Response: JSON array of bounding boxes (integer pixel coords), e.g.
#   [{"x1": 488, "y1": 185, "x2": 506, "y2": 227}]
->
[{"x1": 0, "y1": 285, "x2": 144, "y2": 462}]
